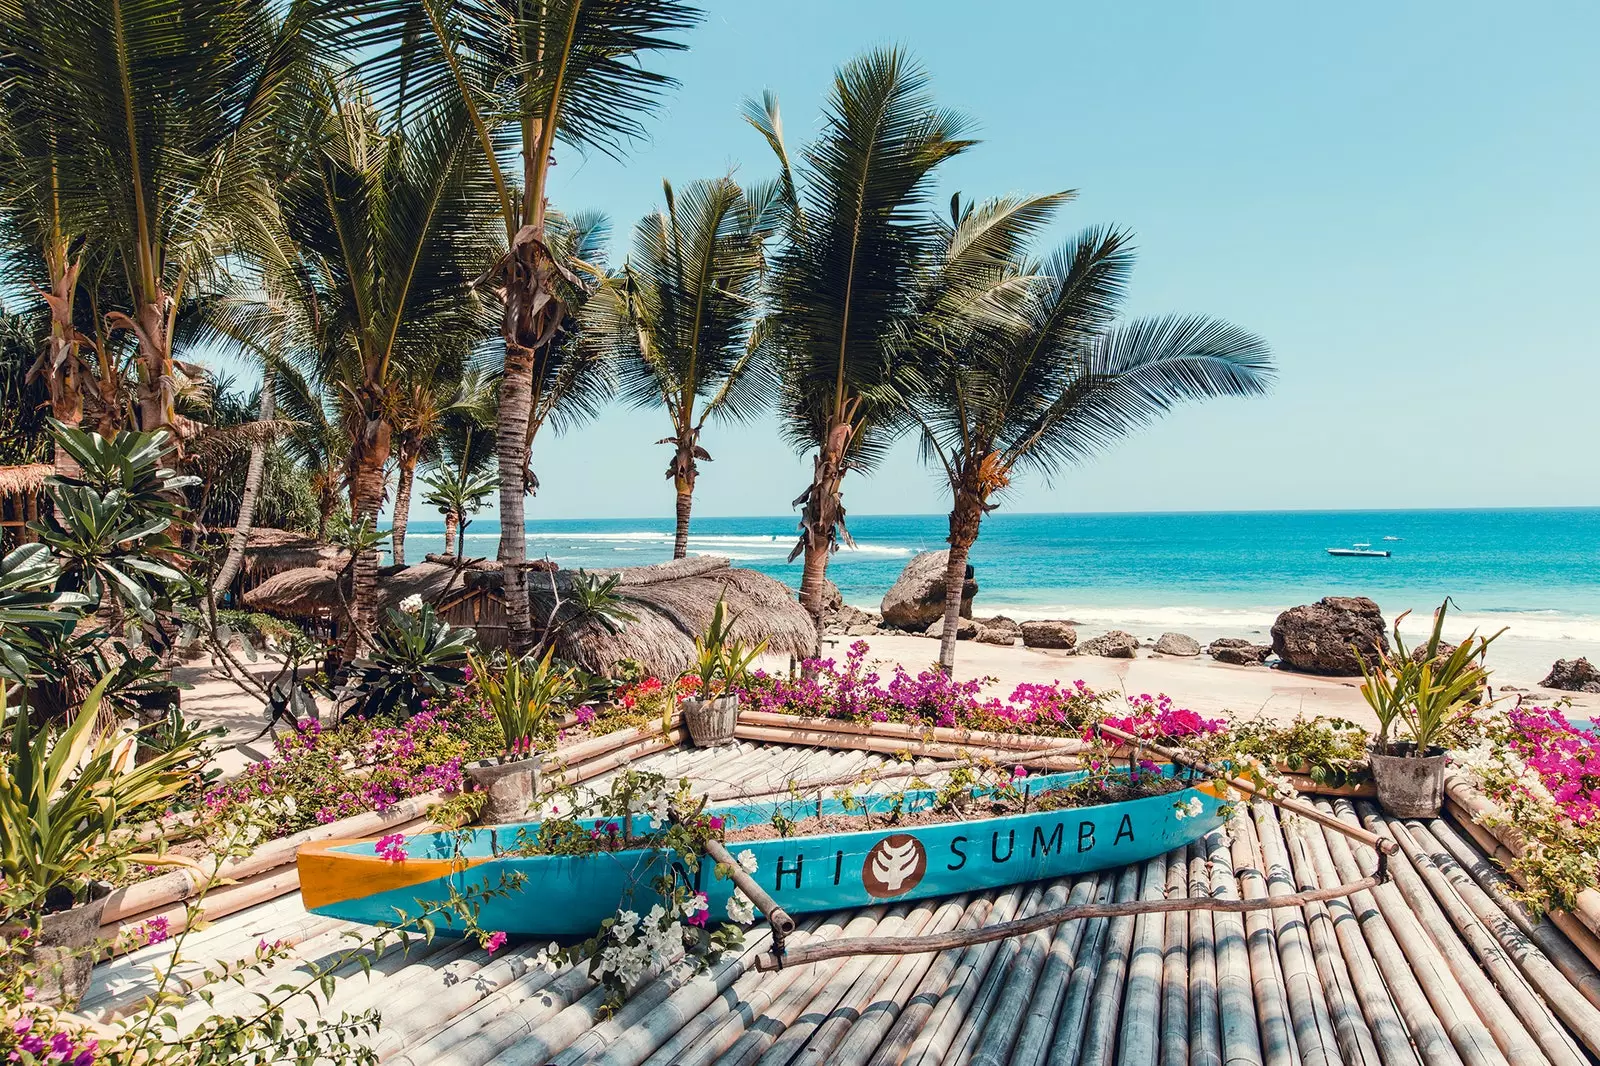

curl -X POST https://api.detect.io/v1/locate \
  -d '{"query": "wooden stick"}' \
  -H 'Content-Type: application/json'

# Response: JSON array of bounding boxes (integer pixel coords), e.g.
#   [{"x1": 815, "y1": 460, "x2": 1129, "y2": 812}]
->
[
  {"x1": 704, "y1": 838, "x2": 795, "y2": 940},
  {"x1": 1092, "y1": 720, "x2": 1399, "y2": 856},
  {"x1": 753, "y1": 865, "x2": 1382, "y2": 972}
]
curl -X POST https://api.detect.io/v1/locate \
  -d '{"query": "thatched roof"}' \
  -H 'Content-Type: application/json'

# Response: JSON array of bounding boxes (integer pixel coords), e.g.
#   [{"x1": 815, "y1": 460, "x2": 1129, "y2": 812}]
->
[
  {"x1": 0, "y1": 464, "x2": 51, "y2": 499},
  {"x1": 521, "y1": 555, "x2": 815, "y2": 677},
  {"x1": 231, "y1": 527, "x2": 347, "y2": 576},
  {"x1": 241, "y1": 553, "x2": 816, "y2": 678}
]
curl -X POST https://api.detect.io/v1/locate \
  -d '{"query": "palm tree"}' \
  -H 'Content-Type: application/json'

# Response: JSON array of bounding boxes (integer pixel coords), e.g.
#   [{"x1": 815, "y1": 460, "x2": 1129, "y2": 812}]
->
[
  {"x1": 749, "y1": 48, "x2": 974, "y2": 651},
  {"x1": 593, "y1": 176, "x2": 776, "y2": 558},
  {"x1": 420, "y1": 394, "x2": 497, "y2": 556},
  {"x1": 270, "y1": 360, "x2": 346, "y2": 540},
  {"x1": 25, "y1": 0, "x2": 312, "y2": 439},
  {"x1": 266, "y1": 80, "x2": 498, "y2": 640},
  {"x1": 339, "y1": 0, "x2": 700, "y2": 651},
  {"x1": 421, "y1": 469, "x2": 497, "y2": 557},
  {"x1": 390, "y1": 365, "x2": 495, "y2": 565},
  {"x1": 912, "y1": 196, "x2": 1274, "y2": 671}
]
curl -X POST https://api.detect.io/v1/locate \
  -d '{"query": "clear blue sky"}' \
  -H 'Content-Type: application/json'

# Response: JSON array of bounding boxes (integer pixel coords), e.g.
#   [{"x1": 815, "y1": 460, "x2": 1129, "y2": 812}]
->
[{"x1": 445, "y1": 3, "x2": 1600, "y2": 519}]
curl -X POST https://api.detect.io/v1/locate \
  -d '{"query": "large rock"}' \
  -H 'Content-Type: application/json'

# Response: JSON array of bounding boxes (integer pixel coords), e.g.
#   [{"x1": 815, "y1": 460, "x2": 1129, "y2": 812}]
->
[
  {"x1": 925, "y1": 616, "x2": 979, "y2": 641},
  {"x1": 1021, "y1": 620, "x2": 1077, "y2": 650},
  {"x1": 1153, "y1": 632, "x2": 1201, "y2": 657},
  {"x1": 824, "y1": 603, "x2": 877, "y2": 635},
  {"x1": 1271, "y1": 596, "x2": 1389, "y2": 676},
  {"x1": 1542, "y1": 658, "x2": 1600, "y2": 693},
  {"x1": 976, "y1": 621, "x2": 1018, "y2": 646},
  {"x1": 1208, "y1": 637, "x2": 1272, "y2": 666},
  {"x1": 880, "y1": 550, "x2": 977, "y2": 631},
  {"x1": 1078, "y1": 630, "x2": 1140, "y2": 658}
]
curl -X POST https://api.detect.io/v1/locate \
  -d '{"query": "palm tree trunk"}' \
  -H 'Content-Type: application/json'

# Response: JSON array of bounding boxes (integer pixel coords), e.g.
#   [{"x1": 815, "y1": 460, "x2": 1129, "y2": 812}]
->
[
  {"x1": 795, "y1": 437, "x2": 850, "y2": 660},
  {"x1": 38, "y1": 250, "x2": 85, "y2": 476},
  {"x1": 443, "y1": 511, "x2": 459, "y2": 556},
  {"x1": 124, "y1": 298, "x2": 175, "y2": 436},
  {"x1": 392, "y1": 452, "x2": 418, "y2": 567},
  {"x1": 348, "y1": 436, "x2": 391, "y2": 646},
  {"x1": 673, "y1": 488, "x2": 694, "y2": 559},
  {"x1": 798, "y1": 539, "x2": 833, "y2": 662},
  {"x1": 210, "y1": 365, "x2": 276, "y2": 599},
  {"x1": 496, "y1": 343, "x2": 535, "y2": 653},
  {"x1": 936, "y1": 493, "x2": 984, "y2": 674}
]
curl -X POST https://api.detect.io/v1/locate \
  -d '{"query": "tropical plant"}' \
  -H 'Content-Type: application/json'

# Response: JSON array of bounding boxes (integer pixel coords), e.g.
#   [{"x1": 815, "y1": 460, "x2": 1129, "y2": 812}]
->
[
  {"x1": 337, "y1": 0, "x2": 701, "y2": 651},
  {"x1": 0, "y1": 307, "x2": 52, "y2": 465},
  {"x1": 689, "y1": 597, "x2": 765, "y2": 698},
  {"x1": 391, "y1": 366, "x2": 497, "y2": 566},
  {"x1": 270, "y1": 359, "x2": 348, "y2": 539},
  {"x1": 594, "y1": 176, "x2": 776, "y2": 557},
  {"x1": 10, "y1": 0, "x2": 313, "y2": 438},
  {"x1": 469, "y1": 647, "x2": 574, "y2": 757},
  {"x1": 262, "y1": 78, "x2": 500, "y2": 638},
  {"x1": 907, "y1": 194, "x2": 1274, "y2": 671},
  {"x1": 747, "y1": 49, "x2": 974, "y2": 650},
  {"x1": 0, "y1": 677, "x2": 205, "y2": 917},
  {"x1": 1357, "y1": 598, "x2": 1503, "y2": 755},
  {"x1": 421, "y1": 467, "x2": 498, "y2": 558},
  {"x1": 339, "y1": 603, "x2": 475, "y2": 721},
  {"x1": 0, "y1": 543, "x2": 90, "y2": 684}
]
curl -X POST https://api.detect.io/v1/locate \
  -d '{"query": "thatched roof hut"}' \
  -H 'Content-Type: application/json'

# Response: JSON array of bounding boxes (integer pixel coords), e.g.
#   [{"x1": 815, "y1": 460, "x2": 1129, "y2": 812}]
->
[
  {"x1": 234, "y1": 527, "x2": 347, "y2": 578},
  {"x1": 0, "y1": 463, "x2": 50, "y2": 549}
]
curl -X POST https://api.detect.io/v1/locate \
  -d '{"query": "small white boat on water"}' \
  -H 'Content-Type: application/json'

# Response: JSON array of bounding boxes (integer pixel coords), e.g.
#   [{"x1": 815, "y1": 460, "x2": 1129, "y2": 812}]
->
[{"x1": 1327, "y1": 543, "x2": 1391, "y2": 558}]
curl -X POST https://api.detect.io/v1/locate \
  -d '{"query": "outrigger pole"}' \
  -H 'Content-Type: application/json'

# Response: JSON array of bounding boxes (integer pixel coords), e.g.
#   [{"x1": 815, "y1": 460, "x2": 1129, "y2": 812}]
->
[{"x1": 740, "y1": 719, "x2": 1396, "y2": 971}]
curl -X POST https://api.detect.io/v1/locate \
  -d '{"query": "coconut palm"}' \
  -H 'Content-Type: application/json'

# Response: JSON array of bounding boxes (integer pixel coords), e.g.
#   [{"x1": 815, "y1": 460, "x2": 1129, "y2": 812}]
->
[
  {"x1": 748, "y1": 48, "x2": 973, "y2": 650},
  {"x1": 390, "y1": 365, "x2": 496, "y2": 565},
  {"x1": 19, "y1": 0, "x2": 313, "y2": 440},
  {"x1": 420, "y1": 394, "x2": 497, "y2": 556},
  {"x1": 592, "y1": 176, "x2": 776, "y2": 558},
  {"x1": 264, "y1": 81, "x2": 499, "y2": 641},
  {"x1": 336, "y1": 0, "x2": 700, "y2": 651},
  {"x1": 912, "y1": 196, "x2": 1274, "y2": 671},
  {"x1": 271, "y1": 361, "x2": 347, "y2": 540}
]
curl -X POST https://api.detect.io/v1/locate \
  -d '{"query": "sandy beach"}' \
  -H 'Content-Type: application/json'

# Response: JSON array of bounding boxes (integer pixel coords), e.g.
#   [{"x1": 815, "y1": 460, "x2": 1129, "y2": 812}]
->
[{"x1": 816, "y1": 630, "x2": 1600, "y2": 733}]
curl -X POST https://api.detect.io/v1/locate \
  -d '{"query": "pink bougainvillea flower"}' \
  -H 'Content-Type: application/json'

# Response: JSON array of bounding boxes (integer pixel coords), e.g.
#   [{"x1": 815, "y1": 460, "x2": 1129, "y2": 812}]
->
[
  {"x1": 482, "y1": 931, "x2": 507, "y2": 953},
  {"x1": 1012, "y1": 766, "x2": 1028, "y2": 780},
  {"x1": 375, "y1": 833, "x2": 408, "y2": 863},
  {"x1": 686, "y1": 892, "x2": 710, "y2": 927}
]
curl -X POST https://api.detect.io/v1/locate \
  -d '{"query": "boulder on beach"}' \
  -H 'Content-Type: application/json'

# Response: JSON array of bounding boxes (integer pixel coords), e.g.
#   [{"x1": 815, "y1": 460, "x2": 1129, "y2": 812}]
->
[
  {"x1": 1271, "y1": 596, "x2": 1388, "y2": 676},
  {"x1": 925, "y1": 615, "x2": 979, "y2": 641},
  {"x1": 1542, "y1": 658, "x2": 1600, "y2": 693},
  {"x1": 1078, "y1": 630, "x2": 1140, "y2": 658},
  {"x1": 825, "y1": 603, "x2": 878, "y2": 634},
  {"x1": 1021, "y1": 620, "x2": 1078, "y2": 650},
  {"x1": 976, "y1": 619, "x2": 1018, "y2": 646},
  {"x1": 880, "y1": 550, "x2": 977, "y2": 631},
  {"x1": 1153, "y1": 632, "x2": 1201, "y2": 657},
  {"x1": 1208, "y1": 637, "x2": 1272, "y2": 666}
]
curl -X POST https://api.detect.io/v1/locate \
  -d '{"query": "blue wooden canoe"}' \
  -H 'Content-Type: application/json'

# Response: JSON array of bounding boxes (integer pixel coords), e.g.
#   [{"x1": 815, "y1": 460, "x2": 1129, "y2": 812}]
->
[{"x1": 296, "y1": 767, "x2": 1226, "y2": 937}]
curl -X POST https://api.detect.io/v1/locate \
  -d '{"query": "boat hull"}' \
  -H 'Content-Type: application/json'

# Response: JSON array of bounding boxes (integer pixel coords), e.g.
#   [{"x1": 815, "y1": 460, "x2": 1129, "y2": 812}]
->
[{"x1": 296, "y1": 769, "x2": 1226, "y2": 937}]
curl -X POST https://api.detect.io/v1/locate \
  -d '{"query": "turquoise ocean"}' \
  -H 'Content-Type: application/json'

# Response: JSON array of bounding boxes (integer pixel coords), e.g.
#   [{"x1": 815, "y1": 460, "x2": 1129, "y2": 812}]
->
[{"x1": 395, "y1": 508, "x2": 1600, "y2": 682}]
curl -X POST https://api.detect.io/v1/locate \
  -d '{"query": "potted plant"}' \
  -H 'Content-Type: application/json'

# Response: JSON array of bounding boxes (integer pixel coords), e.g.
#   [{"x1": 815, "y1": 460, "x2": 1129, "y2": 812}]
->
[
  {"x1": 0, "y1": 677, "x2": 204, "y2": 1006},
  {"x1": 681, "y1": 599, "x2": 767, "y2": 747},
  {"x1": 1357, "y1": 599, "x2": 1501, "y2": 817},
  {"x1": 464, "y1": 648, "x2": 573, "y2": 823}
]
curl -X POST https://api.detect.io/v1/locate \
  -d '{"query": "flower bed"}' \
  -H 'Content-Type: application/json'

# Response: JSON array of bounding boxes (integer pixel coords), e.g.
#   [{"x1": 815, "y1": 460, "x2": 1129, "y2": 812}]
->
[{"x1": 1455, "y1": 704, "x2": 1600, "y2": 910}]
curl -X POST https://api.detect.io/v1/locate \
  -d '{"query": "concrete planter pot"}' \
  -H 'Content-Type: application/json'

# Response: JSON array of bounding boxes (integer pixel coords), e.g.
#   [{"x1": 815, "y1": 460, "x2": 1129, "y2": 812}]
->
[
  {"x1": 682, "y1": 695, "x2": 739, "y2": 747},
  {"x1": 3, "y1": 883, "x2": 113, "y2": 1008},
  {"x1": 1369, "y1": 744, "x2": 1447, "y2": 818},
  {"x1": 465, "y1": 757, "x2": 543, "y2": 825}
]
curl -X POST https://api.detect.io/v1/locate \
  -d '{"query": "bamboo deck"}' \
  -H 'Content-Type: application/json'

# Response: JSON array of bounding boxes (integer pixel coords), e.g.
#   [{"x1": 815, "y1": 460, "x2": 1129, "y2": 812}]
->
[{"x1": 82, "y1": 741, "x2": 1600, "y2": 1066}]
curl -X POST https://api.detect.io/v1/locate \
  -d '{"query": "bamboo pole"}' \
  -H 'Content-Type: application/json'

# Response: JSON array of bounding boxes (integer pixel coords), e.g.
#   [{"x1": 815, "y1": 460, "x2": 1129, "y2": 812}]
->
[
  {"x1": 1160, "y1": 848, "x2": 1189, "y2": 1066},
  {"x1": 1387, "y1": 817, "x2": 1586, "y2": 1066},
  {"x1": 736, "y1": 708, "x2": 1090, "y2": 753},
  {"x1": 1038, "y1": 874, "x2": 1117, "y2": 1066},
  {"x1": 1206, "y1": 825, "x2": 1267, "y2": 1066},
  {"x1": 941, "y1": 884, "x2": 1051, "y2": 1066},
  {"x1": 1008, "y1": 877, "x2": 1100, "y2": 1066},
  {"x1": 1356, "y1": 806, "x2": 1557, "y2": 1066},
  {"x1": 1076, "y1": 861, "x2": 1143, "y2": 1066},
  {"x1": 1247, "y1": 803, "x2": 1341, "y2": 1066},
  {"x1": 1186, "y1": 842, "x2": 1223, "y2": 1066},
  {"x1": 753, "y1": 865, "x2": 1382, "y2": 972},
  {"x1": 732, "y1": 722, "x2": 1086, "y2": 772},
  {"x1": 903, "y1": 885, "x2": 1028, "y2": 1066},
  {"x1": 1230, "y1": 810, "x2": 1298, "y2": 1066},
  {"x1": 861, "y1": 897, "x2": 996, "y2": 1066},
  {"x1": 1423, "y1": 816, "x2": 1600, "y2": 1014},
  {"x1": 1117, "y1": 854, "x2": 1171, "y2": 1066},
  {"x1": 1323, "y1": 800, "x2": 1508, "y2": 1066},
  {"x1": 1090, "y1": 720, "x2": 1399, "y2": 855},
  {"x1": 1279, "y1": 814, "x2": 1386, "y2": 1066},
  {"x1": 704, "y1": 838, "x2": 795, "y2": 941},
  {"x1": 968, "y1": 879, "x2": 1078, "y2": 1066}
]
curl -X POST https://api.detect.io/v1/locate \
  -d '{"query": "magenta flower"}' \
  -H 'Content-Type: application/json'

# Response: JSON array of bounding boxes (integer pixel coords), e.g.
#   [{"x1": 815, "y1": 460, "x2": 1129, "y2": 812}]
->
[
  {"x1": 1012, "y1": 765, "x2": 1028, "y2": 780},
  {"x1": 375, "y1": 833, "x2": 408, "y2": 863},
  {"x1": 482, "y1": 931, "x2": 507, "y2": 953}
]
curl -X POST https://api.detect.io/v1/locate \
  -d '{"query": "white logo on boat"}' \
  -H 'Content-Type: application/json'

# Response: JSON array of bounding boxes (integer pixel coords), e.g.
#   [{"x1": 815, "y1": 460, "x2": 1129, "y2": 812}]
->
[{"x1": 863, "y1": 834, "x2": 927, "y2": 898}]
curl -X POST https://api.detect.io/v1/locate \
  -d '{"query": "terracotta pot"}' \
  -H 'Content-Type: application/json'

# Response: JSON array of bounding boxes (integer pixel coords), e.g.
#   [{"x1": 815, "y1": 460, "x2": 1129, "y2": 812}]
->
[
  {"x1": 465, "y1": 757, "x2": 543, "y2": 825},
  {"x1": 682, "y1": 695, "x2": 739, "y2": 747},
  {"x1": 1369, "y1": 744, "x2": 1447, "y2": 818},
  {"x1": 13, "y1": 884, "x2": 113, "y2": 1008}
]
